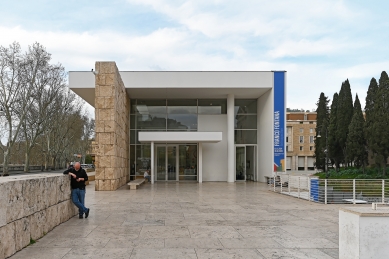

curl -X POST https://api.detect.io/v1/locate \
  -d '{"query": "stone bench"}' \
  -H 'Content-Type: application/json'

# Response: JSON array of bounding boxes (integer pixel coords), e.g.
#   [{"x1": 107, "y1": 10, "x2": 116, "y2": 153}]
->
[{"x1": 127, "y1": 178, "x2": 146, "y2": 190}]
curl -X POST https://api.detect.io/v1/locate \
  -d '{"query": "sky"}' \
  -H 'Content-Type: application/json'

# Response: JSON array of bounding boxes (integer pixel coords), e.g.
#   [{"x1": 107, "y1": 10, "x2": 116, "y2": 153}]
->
[{"x1": 1, "y1": 0, "x2": 388, "y2": 115}]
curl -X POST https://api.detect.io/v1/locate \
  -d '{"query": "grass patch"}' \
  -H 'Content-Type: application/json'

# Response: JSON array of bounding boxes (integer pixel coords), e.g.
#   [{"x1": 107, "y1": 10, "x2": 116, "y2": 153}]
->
[{"x1": 29, "y1": 237, "x2": 36, "y2": 245}]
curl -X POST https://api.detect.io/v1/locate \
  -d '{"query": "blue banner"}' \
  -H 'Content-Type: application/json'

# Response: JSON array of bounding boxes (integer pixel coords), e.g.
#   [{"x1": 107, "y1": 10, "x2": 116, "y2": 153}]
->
[{"x1": 274, "y1": 72, "x2": 285, "y2": 172}]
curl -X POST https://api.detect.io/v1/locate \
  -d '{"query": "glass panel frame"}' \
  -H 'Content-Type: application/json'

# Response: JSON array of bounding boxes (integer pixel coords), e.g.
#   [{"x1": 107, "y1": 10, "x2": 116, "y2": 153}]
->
[
  {"x1": 235, "y1": 114, "x2": 257, "y2": 129},
  {"x1": 236, "y1": 146, "x2": 246, "y2": 181},
  {"x1": 132, "y1": 99, "x2": 167, "y2": 114},
  {"x1": 235, "y1": 99, "x2": 257, "y2": 115},
  {"x1": 167, "y1": 146, "x2": 177, "y2": 180},
  {"x1": 156, "y1": 146, "x2": 166, "y2": 181},
  {"x1": 198, "y1": 99, "x2": 227, "y2": 114},
  {"x1": 136, "y1": 114, "x2": 167, "y2": 130},
  {"x1": 167, "y1": 99, "x2": 197, "y2": 114},
  {"x1": 167, "y1": 114, "x2": 198, "y2": 130},
  {"x1": 179, "y1": 145, "x2": 198, "y2": 180},
  {"x1": 235, "y1": 130, "x2": 257, "y2": 144}
]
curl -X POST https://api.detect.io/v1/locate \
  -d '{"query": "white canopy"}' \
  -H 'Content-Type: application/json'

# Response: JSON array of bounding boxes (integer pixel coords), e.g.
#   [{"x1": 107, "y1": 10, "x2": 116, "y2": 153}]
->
[{"x1": 138, "y1": 131, "x2": 222, "y2": 143}]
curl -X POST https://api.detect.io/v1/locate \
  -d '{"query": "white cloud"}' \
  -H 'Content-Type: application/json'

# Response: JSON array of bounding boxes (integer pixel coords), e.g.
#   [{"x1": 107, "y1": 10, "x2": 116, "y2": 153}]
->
[{"x1": 0, "y1": 0, "x2": 385, "y2": 112}]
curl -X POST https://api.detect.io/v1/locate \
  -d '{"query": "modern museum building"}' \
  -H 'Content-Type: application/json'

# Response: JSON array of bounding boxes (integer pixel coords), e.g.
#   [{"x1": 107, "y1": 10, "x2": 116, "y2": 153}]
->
[{"x1": 69, "y1": 62, "x2": 286, "y2": 191}]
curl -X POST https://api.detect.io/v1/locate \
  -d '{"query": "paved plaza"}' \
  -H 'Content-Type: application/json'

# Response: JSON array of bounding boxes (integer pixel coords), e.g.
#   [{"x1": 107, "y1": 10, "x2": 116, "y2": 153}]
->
[{"x1": 9, "y1": 181, "x2": 342, "y2": 259}]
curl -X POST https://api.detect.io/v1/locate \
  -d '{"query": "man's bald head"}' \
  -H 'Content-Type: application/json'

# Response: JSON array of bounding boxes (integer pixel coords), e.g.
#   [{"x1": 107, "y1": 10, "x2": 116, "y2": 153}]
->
[{"x1": 74, "y1": 162, "x2": 81, "y2": 170}]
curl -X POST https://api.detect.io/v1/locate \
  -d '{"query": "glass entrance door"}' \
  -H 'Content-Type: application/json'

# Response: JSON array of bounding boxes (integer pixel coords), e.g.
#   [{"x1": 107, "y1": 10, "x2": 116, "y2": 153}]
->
[
  {"x1": 236, "y1": 146, "x2": 246, "y2": 181},
  {"x1": 235, "y1": 146, "x2": 256, "y2": 181},
  {"x1": 156, "y1": 145, "x2": 178, "y2": 181},
  {"x1": 156, "y1": 146, "x2": 166, "y2": 181},
  {"x1": 167, "y1": 146, "x2": 177, "y2": 180}
]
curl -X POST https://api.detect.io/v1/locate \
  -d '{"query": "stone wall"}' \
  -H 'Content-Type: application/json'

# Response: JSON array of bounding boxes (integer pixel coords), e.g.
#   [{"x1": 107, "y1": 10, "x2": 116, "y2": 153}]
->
[
  {"x1": 0, "y1": 174, "x2": 77, "y2": 259},
  {"x1": 94, "y1": 62, "x2": 130, "y2": 191}
]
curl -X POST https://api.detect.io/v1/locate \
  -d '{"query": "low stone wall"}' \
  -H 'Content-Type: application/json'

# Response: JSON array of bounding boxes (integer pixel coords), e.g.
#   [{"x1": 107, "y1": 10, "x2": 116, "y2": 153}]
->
[{"x1": 0, "y1": 174, "x2": 77, "y2": 258}]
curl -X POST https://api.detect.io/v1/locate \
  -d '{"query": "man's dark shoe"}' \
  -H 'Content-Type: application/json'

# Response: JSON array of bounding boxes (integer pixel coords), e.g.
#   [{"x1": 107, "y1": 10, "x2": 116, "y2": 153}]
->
[
  {"x1": 85, "y1": 208, "x2": 90, "y2": 218},
  {"x1": 79, "y1": 215, "x2": 83, "y2": 219}
]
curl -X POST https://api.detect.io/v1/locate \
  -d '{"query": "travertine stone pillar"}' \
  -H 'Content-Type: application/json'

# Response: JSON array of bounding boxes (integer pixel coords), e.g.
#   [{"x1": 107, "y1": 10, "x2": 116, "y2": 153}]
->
[{"x1": 94, "y1": 62, "x2": 130, "y2": 191}]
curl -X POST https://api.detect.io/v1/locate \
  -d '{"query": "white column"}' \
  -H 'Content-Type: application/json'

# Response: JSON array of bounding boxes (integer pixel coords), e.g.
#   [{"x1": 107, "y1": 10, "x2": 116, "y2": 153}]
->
[
  {"x1": 198, "y1": 142, "x2": 203, "y2": 183},
  {"x1": 151, "y1": 141, "x2": 154, "y2": 184},
  {"x1": 227, "y1": 94, "x2": 235, "y2": 182}
]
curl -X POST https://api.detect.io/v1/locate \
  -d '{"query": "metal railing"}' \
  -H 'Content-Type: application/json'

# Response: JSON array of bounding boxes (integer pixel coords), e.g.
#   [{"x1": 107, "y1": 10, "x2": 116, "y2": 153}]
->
[{"x1": 269, "y1": 175, "x2": 389, "y2": 204}]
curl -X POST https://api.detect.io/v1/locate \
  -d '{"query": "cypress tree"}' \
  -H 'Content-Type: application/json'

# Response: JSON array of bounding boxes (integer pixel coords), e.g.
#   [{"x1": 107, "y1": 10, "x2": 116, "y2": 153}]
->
[
  {"x1": 328, "y1": 93, "x2": 342, "y2": 170},
  {"x1": 336, "y1": 79, "x2": 354, "y2": 166},
  {"x1": 346, "y1": 94, "x2": 367, "y2": 170},
  {"x1": 371, "y1": 72, "x2": 389, "y2": 176},
  {"x1": 365, "y1": 78, "x2": 378, "y2": 167},
  {"x1": 314, "y1": 93, "x2": 330, "y2": 170}
]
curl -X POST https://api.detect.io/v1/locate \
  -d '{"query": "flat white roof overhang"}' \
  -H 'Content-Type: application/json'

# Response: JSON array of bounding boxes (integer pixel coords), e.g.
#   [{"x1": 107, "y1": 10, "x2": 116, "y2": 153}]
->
[
  {"x1": 138, "y1": 131, "x2": 222, "y2": 143},
  {"x1": 69, "y1": 71, "x2": 274, "y2": 107}
]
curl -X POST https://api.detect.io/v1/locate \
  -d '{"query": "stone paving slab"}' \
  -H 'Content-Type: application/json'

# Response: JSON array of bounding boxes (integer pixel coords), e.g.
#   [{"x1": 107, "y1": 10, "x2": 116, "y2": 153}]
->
[{"x1": 8, "y1": 181, "x2": 350, "y2": 259}]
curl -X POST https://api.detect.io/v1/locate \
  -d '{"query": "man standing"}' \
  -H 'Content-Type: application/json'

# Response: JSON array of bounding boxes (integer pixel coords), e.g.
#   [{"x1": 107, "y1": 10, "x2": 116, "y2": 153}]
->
[{"x1": 63, "y1": 162, "x2": 90, "y2": 219}]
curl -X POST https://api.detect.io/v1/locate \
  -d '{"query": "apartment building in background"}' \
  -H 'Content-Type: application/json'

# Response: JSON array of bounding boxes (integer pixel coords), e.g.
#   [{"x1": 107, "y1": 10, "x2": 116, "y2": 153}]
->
[{"x1": 286, "y1": 112, "x2": 317, "y2": 171}]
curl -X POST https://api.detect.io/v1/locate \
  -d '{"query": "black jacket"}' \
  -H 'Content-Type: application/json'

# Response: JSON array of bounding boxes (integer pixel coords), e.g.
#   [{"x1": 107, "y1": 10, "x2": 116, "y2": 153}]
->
[{"x1": 63, "y1": 167, "x2": 88, "y2": 190}]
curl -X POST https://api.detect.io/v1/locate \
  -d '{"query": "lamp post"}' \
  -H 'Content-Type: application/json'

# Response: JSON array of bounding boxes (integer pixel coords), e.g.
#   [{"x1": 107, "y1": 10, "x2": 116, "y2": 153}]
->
[{"x1": 317, "y1": 127, "x2": 329, "y2": 178}]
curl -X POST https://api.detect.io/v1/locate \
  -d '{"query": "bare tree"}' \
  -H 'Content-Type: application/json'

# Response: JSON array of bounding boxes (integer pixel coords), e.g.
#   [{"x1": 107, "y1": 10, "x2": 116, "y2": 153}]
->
[
  {"x1": 42, "y1": 88, "x2": 84, "y2": 170},
  {"x1": 0, "y1": 42, "x2": 35, "y2": 176},
  {"x1": 0, "y1": 42, "x2": 92, "y2": 175},
  {"x1": 79, "y1": 116, "x2": 95, "y2": 164},
  {"x1": 20, "y1": 43, "x2": 67, "y2": 172}
]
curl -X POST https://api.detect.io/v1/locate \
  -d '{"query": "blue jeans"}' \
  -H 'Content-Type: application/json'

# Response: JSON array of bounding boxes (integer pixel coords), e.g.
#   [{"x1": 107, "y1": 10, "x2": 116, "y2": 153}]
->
[
  {"x1": 71, "y1": 188, "x2": 87, "y2": 216},
  {"x1": 145, "y1": 175, "x2": 151, "y2": 182}
]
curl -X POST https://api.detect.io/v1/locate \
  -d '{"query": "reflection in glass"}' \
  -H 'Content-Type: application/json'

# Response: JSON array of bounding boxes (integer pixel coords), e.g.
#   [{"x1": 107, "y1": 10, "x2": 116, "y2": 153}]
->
[
  {"x1": 167, "y1": 146, "x2": 176, "y2": 180},
  {"x1": 130, "y1": 115, "x2": 136, "y2": 129},
  {"x1": 156, "y1": 146, "x2": 166, "y2": 181},
  {"x1": 236, "y1": 146, "x2": 245, "y2": 180},
  {"x1": 130, "y1": 145, "x2": 136, "y2": 179},
  {"x1": 135, "y1": 145, "x2": 151, "y2": 177},
  {"x1": 131, "y1": 99, "x2": 166, "y2": 114},
  {"x1": 234, "y1": 99, "x2": 257, "y2": 115},
  {"x1": 130, "y1": 130, "x2": 137, "y2": 144},
  {"x1": 235, "y1": 130, "x2": 257, "y2": 144},
  {"x1": 198, "y1": 99, "x2": 227, "y2": 114},
  {"x1": 167, "y1": 114, "x2": 197, "y2": 130},
  {"x1": 136, "y1": 114, "x2": 166, "y2": 129},
  {"x1": 167, "y1": 99, "x2": 197, "y2": 114},
  {"x1": 235, "y1": 114, "x2": 257, "y2": 129},
  {"x1": 179, "y1": 145, "x2": 197, "y2": 180}
]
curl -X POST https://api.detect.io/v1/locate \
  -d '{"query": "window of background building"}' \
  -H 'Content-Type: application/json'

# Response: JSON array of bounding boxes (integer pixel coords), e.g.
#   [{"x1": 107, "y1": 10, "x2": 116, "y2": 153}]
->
[
  {"x1": 299, "y1": 136, "x2": 304, "y2": 143},
  {"x1": 310, "y1": 128, "x2": 314, "y2": 133},
  {"x1": 286, "y1": 136, "x2": 289, "y2": 143},
  {"x1": 300, "y1": 128, "x2": 303, "y2": 133},
  {"x1": 310, "y1": 146, "x2": 313, "y2": 151},
  {"x1": 309, "y1": 136, "x2": 314, "y2": 143},
  {"x1": 300, "y1": 146, "x2": 303, "y2": 151},
  {"x1": 287, "y1": 126, "x2": 292, "y2": 134}
]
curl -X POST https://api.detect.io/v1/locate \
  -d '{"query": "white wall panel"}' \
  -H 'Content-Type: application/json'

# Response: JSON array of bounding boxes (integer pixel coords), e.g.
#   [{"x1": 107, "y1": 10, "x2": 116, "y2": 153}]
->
[
  {"x1": 198, "y1": 115, "x2": 228, "y2": 181},
  {"x1": 257, "y1": 88, "x2": 273, "y2": 182}
]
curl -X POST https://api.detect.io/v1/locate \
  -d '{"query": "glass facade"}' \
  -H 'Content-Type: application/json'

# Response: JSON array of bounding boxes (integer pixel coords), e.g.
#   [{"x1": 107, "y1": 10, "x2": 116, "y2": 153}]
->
[
  {"x1": 130, "y1": 99, "x2": 227, "y2": 181},
  {"x1": 129, "y1": 98, "x2": 258, "y2": 180},
  {"x1": 234, "y1": 99, "x2": 258, "y2": 144}
]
